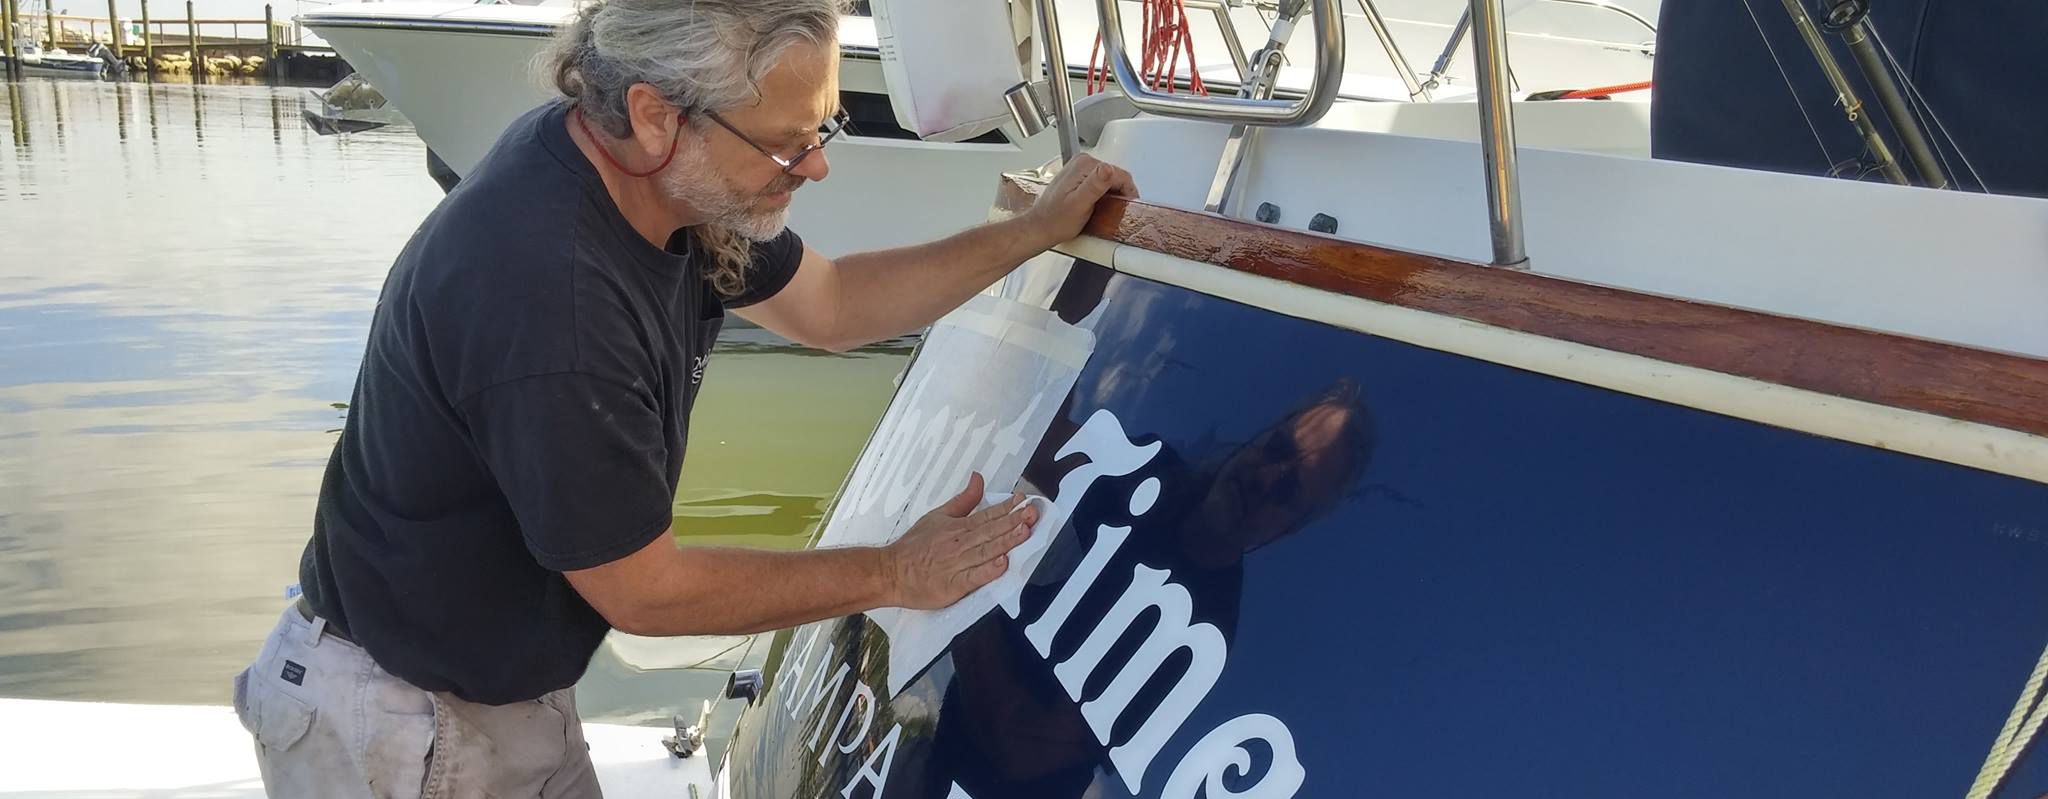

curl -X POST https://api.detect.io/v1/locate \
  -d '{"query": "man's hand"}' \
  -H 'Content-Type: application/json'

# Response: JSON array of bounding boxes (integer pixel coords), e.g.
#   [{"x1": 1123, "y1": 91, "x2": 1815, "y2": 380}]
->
[
  {"x1": 883, "y1": 473, "x2": 1039, "y2": 610},
  {"x1": 1020, "y1": 154, "x2": 1140, "y2": 249}
]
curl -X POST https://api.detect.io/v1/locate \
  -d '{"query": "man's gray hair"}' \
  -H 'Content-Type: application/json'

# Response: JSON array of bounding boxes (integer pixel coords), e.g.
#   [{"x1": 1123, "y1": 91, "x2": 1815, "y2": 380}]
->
[
  {"x1": 540, "y1": 0, "x2": 846, "y2": 298},
  {"x1": 543, "y1": 0, "x2": 849, "y2": 139}
]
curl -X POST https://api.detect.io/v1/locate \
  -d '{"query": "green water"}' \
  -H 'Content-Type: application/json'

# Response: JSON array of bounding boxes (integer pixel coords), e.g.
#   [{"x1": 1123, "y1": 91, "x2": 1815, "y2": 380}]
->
[{"x1": 0, "y1": 77, "x2": 908, "y2": 726}]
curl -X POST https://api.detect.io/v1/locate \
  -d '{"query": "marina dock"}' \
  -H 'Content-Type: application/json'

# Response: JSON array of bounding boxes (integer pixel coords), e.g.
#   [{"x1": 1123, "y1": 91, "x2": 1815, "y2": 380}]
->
[{"x1": 1, "y1": 1, "x2": 345, "y2": 82}]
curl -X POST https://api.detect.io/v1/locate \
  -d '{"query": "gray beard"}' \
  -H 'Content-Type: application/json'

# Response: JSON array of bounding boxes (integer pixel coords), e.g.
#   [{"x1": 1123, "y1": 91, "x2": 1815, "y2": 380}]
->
[{"x1": 662, "y1": 143, "x2": 792, "y2": 242}]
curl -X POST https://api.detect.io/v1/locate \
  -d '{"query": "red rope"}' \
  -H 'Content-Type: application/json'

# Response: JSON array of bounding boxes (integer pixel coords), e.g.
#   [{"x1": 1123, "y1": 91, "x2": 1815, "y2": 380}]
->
[
  {"x1": 1177, "y1": 0, "x2": 1205, "y2": 95},
  {"x1": 1088, "y1": 34, "x2": 1104, "y2": 95},
  {"x1": 1085, "y1": 0, "x2": 1207, "y2": 97},
  {"x1": 1556, "y1": 80, "x2": 1653, "y2": 100},
  {"x1": 1160, "y1": 0, "x2": 1179, "y2": 92},
  {"x1": 1142, "y1": 0, "x2": 1157, "y2": 85},
  {"x1": 574, "y1": 106, "x2": 678, "y2": 178}
]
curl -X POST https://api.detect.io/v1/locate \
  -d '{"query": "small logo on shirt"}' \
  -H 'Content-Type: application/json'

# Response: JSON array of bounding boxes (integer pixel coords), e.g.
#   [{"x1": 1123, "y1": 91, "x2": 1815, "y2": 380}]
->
[
  {"x1": 690, "y1": 354, "x2": 708, "y2": 385},
  {"x1": 281, "y1": 660, "x2": 306, "y2": 686}
]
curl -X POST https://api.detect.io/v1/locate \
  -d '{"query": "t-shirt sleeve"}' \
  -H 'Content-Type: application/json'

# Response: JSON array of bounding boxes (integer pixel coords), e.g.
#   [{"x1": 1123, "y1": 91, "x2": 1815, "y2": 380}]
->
[
  {"x1": 456, "y1": 372, "x2": 674, "y2": 571},
  {"x1": 719, "y1": 227, "x2": 806, "y2": 309}
]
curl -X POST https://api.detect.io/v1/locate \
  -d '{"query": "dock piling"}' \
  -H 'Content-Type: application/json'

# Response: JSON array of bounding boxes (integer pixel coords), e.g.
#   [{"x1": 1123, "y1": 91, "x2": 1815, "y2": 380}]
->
[
  {"x1": 262, "y1": 4, "x2": 275, "y2": 79},
  {"x1": 2, "y1": 0, "x2": 20, "y2": 80},
  {"x1": 184, "y1": 0, "x2": 198, "y2": 83}
]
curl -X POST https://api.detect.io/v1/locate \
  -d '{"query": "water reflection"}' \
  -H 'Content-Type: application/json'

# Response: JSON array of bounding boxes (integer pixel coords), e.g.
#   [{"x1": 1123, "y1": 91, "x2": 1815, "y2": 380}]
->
[
  {"x1": 5, "y1": 80, "x2": 24, "y2": 148},
  {"x1": 0, "y1": 78, "x2": 909, "y2": 719},
  {"x1": 48, "y1": 78, "x2": 65, "y2": 149},
  {"x1": 112, "y1": 80, "x2": 128, "y2": 141},
  {"x1": 189, "y1": 82, "x2": 203, "y2": 143},
  {"x1": 0, "y1": 78, "x2": 446, "y2": 709}
]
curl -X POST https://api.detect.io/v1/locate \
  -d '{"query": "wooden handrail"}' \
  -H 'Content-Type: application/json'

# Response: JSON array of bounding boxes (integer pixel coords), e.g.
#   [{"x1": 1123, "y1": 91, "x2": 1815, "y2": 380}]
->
[{"x1": 997, "y1": 173, "x2": 2048, "y2": 440}]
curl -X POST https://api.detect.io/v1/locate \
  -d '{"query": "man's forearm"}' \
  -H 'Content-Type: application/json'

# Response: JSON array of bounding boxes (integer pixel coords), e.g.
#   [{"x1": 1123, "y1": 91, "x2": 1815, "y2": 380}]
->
[
  {"x1": 827, "y1": 214, "x2": 1057, "y2": 348},
  {"x1": 578, "y1": 476, "x2": 1035, "y2": 636},
  {"x1": 623, "y1": 544, "x2": 895, "y2": 637}
]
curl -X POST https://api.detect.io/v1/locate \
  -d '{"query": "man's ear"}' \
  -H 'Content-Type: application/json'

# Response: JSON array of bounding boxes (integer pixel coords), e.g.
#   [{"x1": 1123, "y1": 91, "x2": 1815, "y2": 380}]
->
[{"x1": 622, "y1": 83, "x2": 678, "y2": 152}]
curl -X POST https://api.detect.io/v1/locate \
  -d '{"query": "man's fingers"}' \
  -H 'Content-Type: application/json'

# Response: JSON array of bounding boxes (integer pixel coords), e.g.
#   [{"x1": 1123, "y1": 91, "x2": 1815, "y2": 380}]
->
[
  {"x1": 964, "y1": 493, "x2": 1028, "y2": 528},
  {"x1": 965, "y1": 521, "x2": 1032, "y2": 566},
  {"x1": 937, "y1": 472, "x2": 985, "y2": 518},
  {"x1": 1051, "y1": 160, "x2": 1136, "y2": 208},
  {"x1": 962, "y1": 555, "x2": 1009, "y2": 590},
  {"x1": 1054, "y1": 172, "x2": 1093, "y2": 201},
  {"x1": 1103, "y1": 166, "x2": 1139, "y2": 198},
  {"x1": 1055, "y1": 156, "x2": 1101, "y2": 192}
]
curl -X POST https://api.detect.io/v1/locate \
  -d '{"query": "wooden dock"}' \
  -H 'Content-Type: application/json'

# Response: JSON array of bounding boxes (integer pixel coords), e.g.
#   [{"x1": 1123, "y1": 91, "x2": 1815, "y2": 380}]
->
[{"x1": 2, "y1": 1, "x2": 342, "y2": 82}]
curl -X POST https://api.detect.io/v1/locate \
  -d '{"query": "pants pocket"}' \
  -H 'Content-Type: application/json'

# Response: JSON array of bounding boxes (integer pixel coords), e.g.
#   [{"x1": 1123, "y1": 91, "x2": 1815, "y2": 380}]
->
[
  {"x1": 363, "y1": 667, "x2": 440, "y2": 799},
  {"x1": 234, "y1": 666, "x2": 317, "y2": 752}
]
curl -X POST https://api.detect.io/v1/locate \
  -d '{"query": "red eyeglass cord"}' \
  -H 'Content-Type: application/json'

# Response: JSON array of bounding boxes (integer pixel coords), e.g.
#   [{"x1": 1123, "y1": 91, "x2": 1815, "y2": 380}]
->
[{"x1": 574, "y1": 106, "x2": 680, "y2": 179}]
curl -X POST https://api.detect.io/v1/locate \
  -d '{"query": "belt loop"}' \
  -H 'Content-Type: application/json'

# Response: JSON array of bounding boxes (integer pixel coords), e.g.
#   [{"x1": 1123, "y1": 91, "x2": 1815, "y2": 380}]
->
[{"x1": 306, "y1": 616, "x2": 327, "y2": 649}]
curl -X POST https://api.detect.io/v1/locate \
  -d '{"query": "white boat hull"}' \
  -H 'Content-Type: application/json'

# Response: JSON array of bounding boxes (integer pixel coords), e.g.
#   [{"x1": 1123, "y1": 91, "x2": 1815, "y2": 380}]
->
[
  {"x1": 310, "y1": 17, "x2": 1059, "y2": 256},
  {"x1": 302, "y1": 0, "x2": 1665, "y2": 256}
]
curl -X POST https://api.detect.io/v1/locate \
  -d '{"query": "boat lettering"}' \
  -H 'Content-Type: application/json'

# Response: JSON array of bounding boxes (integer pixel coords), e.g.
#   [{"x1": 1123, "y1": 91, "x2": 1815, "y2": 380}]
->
[
  {"x1": 777, "y1": 409, "x2": 1305, "y2": 798},
  {"x1": 849, "y1": 366, "x2": 1045, "y2": 519}
]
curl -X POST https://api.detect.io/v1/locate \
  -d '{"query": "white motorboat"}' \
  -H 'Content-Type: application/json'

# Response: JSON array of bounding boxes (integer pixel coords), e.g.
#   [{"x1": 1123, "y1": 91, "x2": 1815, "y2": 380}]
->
[
  {"x1": 299, "y1": 0, "x2": 1661, "y2": 255},
  {"x1": 7, "y1": 42, "x2": 120, "y2": 79}
]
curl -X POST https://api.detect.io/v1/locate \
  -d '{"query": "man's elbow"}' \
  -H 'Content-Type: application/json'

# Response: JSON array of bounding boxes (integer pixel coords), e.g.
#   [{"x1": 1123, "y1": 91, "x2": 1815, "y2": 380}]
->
[
  {"x1": 736, "y1": 312, "x2": 859, "y2": 353},
  {"x1": 812, "y1": 333, "x2": 864, "y2": 354},
  {"x1": 563, "y1": 539, "x2": 691, "y2": 637},
  {"x1": 780, "y1": 322, "x2": 863, "y2": 353},
  {"x1": 580, "y1": 591, "x2": 667, "y2": 637},
  {"x1": 566, "y1": 545, "x2": 760, "y2": 637},
  {"x1": 598, "y1": 603, "x2": 664, "y2": 637},
  {"x1": 601, "y1": 601, "x2": 759, "y2": 638},
  {"x1": 592, "y1": 595, "x2": 743, "y2": 637}
]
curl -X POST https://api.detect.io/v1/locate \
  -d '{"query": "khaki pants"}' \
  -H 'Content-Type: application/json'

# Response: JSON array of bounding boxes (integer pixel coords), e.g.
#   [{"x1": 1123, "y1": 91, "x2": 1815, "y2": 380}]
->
[{"x1": 233, "y1": 605, "x2": 603, "y2": 798}]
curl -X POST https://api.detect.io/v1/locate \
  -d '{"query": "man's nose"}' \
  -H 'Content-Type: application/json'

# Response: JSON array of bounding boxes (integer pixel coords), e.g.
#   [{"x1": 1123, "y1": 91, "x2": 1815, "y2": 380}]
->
[{"x1": 791, "y1": 149, "x2": 830, "y2": 182}]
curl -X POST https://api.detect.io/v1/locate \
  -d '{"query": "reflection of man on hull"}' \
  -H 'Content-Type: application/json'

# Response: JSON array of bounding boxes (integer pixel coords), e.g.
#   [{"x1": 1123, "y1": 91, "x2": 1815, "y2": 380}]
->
[{"x1": 919, "y1": 382, "x2": 1376, "y2": 798}]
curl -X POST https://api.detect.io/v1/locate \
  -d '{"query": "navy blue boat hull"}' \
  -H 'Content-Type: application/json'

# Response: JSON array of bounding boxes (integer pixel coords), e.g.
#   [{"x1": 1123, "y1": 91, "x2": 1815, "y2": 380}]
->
[{"x1": 726, "y1": 260, "x2": 2048, "y2": 798}]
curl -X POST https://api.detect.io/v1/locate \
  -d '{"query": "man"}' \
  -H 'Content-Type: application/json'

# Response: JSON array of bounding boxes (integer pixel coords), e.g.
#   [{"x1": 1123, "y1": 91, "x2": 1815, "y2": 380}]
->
[{"x1": 230, "y1": 0, "x2": 1137, "y2": 794}]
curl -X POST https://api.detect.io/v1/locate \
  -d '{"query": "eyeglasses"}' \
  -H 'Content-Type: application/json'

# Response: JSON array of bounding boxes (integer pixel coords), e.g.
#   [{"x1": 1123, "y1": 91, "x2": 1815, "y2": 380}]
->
[{"x1": 698, "y1": 108, "x2": 851, "y2": 174}]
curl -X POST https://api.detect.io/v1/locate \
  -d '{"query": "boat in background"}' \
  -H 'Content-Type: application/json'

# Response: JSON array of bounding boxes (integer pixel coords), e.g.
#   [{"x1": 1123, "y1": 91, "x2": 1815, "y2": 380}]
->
[
  {"x1": 5, "y1": 42, "x2": 123, "y2": 80},
  {"x1": 300, "y1": 0, "x2": 1661, "y2": 255}
]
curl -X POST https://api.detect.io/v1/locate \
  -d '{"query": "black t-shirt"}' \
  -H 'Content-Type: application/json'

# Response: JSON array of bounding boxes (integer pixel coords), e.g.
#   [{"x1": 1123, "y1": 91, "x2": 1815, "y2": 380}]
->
[{"x1": 298, "y1": 99, "x2": 804, "y2": 705}]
